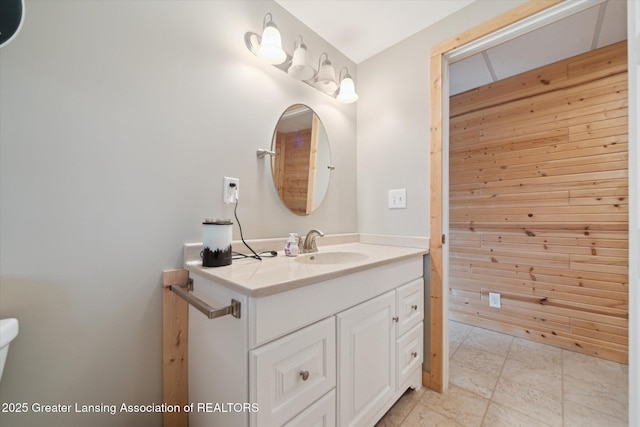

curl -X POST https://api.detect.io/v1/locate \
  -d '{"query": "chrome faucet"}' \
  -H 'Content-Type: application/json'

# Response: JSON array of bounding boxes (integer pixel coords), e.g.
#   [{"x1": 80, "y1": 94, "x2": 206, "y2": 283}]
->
[{"x1": 302, "y1": 229, "x2": 324, "y2": 253}]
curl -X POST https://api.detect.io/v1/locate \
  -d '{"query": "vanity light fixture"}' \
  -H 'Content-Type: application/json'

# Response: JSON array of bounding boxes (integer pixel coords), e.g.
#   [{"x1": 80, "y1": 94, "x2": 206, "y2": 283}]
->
[
  {"x1": 337, "y1": 67, "x2": 359, "y2": 104},
  {"x1": 314, "y1": 53, "x2": 338, "y2": 94},
  {"x1": 288, "y1": 36, "x2": 315, "y2": 81},
  {"x1": 244, "y1": 13, "x2": 358, "y2": 103},
  {"x1": 256, "y1": 13, "x2": 287, "y2": 65}
]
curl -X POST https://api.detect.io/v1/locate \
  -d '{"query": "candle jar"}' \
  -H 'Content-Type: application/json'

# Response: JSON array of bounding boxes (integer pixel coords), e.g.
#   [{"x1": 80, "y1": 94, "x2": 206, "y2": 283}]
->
[{"x1": 202, "y1": 219, "x2": 232, "y2": 267}]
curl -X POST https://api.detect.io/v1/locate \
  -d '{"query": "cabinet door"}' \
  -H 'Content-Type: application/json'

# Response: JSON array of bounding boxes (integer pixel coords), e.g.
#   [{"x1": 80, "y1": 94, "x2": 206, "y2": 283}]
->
[
  {"x1": 337, "y1": 291, "x2": 395, "y2": 427},
  {"x1": 396, "y1": 278, "x2": 424, "y2": 336}
]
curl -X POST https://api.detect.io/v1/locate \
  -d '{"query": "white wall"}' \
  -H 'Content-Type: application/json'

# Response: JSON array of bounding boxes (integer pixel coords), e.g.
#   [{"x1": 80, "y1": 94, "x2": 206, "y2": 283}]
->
[
  {"x1": 627, "y1": 1, "x2": 639, "y2": 425},
  {"x1": 0, "y1": 1, "x2": 356, "y2": 426},
  {"x1": 356, "y1": 0, "x2": 527, "y2": 238}
]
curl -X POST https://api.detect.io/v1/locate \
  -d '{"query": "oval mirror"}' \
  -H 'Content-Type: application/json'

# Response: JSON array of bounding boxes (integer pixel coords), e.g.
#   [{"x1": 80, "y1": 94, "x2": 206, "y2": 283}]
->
[{"x1": 271, "y1": 104, "x2": 332, "y2": 216}]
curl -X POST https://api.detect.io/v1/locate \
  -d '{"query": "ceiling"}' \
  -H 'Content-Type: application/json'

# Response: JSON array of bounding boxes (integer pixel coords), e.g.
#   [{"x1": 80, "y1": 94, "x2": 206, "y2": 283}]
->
[
  {"x1": 274, "y1": 0, "x2": 476, "y2": 64},
  {"x1": 276, "y1": 0, "x2": 627, "y2": 96}
]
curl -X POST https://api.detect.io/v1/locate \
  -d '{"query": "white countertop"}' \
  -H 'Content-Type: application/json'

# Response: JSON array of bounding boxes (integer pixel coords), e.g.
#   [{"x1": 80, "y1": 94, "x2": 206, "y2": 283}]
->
[{"x1": 184, "y1": 241, "x2": 428, "y2": 297}]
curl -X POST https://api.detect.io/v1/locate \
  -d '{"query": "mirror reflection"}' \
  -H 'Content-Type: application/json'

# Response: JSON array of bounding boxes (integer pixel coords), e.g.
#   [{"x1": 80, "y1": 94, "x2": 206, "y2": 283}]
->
[{"x1": 271, "y1": 104, "x2": 332, "y2": 216}]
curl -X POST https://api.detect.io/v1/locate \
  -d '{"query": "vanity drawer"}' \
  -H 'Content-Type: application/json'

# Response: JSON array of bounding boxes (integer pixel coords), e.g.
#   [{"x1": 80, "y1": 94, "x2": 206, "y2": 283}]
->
[
  {"x1": 250, "y1": 317, "x2": 336, "y2": 427},
  {"x1": 396, "y1": 278, "x2": 424, "y2": 336},
  {"x1": 283, "y1": 389, "x2": 336, "y2": 427},
  {"x1": 396, "y1": 323, "x2": 423, "y2": 389}
]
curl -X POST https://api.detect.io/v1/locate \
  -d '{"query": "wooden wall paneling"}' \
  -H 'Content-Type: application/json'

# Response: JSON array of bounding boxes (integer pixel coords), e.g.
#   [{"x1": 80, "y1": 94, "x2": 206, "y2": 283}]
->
[
  {"x1": 448, "y1": 42, "x2": 629, "y2": 363},
  {"x1": 281, "y1": 129, "x2": 312, "y2": 215},
  {"x1": 430, "y1": 0, "x2": 573, "y2": 393}
]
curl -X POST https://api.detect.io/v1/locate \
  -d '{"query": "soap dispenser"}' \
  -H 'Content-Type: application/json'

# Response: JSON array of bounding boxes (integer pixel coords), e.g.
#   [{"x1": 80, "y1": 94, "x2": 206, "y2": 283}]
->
[{"x1": 284, "y1": 233, "x2": 299, "y2": 257}]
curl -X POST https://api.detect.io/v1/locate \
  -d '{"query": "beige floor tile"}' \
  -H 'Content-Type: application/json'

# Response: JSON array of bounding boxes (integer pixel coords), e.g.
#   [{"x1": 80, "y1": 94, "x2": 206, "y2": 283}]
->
[
  {"x1": 563, "y1": 400, "x2": 628, "y2": 427},
  {"x1": 376, "y1": 416, "x2": 399, "y2": 427},
  {"x1": 451, "y1": 343, "x2": 506, "y2": 375},
  {"x1": 507, "y1": 337, "x2": 562, "y2": 370},
  {"x1": 492, "y1": 377, "x2": 562, "y2": 427},
  {"x1": 378, "y1": 390, "x2": 420, "y2": 425},
  {"x1": 500, "y1": 358, "x2": 562, "y2": 398},
  {"x1": 482, "y1": 402, "x2": 553, "y2": 427},
  {"x1": 418, "y1": 385, "x2": 489, "y2": 427},
  {"x1": 395, "y1": 323, "x2": 629, "y2": 427},
  {"x1": 562, "y1": 349, "x2": 627, "y2": 389},
  {"x1": 462, "y1": 327, "x2": 513, "y2": 357},
  {"x1": 563, "y1": 374, "x2": 628, "y2": 421},
  {"x1": 401, "y1": 404, "x2": 464, "y2": 427},
  {"x1": 448, "y1": 321, "x2": 473, "y2": 347},
  {"x1": 449, "y1": 358, "x2": 498, "y2": 399}
]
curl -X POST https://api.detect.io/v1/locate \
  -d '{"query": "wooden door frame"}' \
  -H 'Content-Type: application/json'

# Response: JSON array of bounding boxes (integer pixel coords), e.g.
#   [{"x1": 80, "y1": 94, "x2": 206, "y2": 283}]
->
[{"x1": 427, "y1": 0, "x2": 573, "y2": 392}]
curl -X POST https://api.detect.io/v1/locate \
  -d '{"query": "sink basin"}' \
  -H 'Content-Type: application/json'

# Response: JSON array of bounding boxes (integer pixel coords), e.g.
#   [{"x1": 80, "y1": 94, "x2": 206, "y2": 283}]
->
[{"x1": 294, "y1": 251, "x2": 369, "y2": 265}]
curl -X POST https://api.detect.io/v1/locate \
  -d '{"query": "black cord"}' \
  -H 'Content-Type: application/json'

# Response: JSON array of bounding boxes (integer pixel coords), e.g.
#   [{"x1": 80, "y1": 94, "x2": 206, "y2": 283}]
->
[
  {"x1": 234, "y1": 198, "x2": 263, "y2": 261},
  {"x1": 233, "y1": 250, "x2": 277, "y2": 260}
]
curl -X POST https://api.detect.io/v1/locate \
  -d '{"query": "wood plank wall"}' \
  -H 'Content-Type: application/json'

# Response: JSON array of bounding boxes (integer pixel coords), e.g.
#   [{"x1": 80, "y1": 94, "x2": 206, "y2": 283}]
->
[
  {"x1": 448, "y1": 41, "x2": 629, "y2": 363},
  {"x1": 273, "y1": 129, "x2": 312, "y2": 215}
]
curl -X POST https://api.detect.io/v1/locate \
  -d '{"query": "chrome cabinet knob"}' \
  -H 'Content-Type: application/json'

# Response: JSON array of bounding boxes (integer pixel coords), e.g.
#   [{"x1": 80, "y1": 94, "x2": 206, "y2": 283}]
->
[{"x1": 300, "y1": 370, "x2": 310, "y2": 381}]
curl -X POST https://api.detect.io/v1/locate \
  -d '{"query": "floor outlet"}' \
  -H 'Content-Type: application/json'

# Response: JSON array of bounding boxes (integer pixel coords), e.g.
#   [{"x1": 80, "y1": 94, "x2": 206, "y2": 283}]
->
[
  {"x1": 223, "y1": 177, "x2": 239, "y2": 204},
  {"x1": 489, "y1": 292, "x2": 501, "y2": 308}
]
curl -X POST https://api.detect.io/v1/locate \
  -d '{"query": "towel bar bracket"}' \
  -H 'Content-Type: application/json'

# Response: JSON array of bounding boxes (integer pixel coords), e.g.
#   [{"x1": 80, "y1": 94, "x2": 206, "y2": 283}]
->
[{"x1": 170, "y1": 280, "x2": 241, "y2": 320}]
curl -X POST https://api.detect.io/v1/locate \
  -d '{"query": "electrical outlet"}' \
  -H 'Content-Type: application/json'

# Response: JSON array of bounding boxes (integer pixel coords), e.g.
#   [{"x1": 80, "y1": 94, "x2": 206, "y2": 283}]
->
[
  {"x1": 489, "y1": 292, "x2": 501, "y2": 308},
  {"x1": 388, "y1": 189, "x2": 407, "y2": 209},
  {"x1": 223, "y1": 177, "x2": 239, "y2": 204}
]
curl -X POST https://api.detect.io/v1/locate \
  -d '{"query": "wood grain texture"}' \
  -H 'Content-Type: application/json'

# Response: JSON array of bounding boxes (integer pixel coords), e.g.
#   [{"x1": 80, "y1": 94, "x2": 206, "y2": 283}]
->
[
  {"x1": 448, "y1": 41, "x2": 628, "y2": 364},
  {"x1": 274, "y1": 129, "x2": 312, "y2": 215},
  {"x1": 162, "y1": 269, "x2": 189, "y2": 427}
]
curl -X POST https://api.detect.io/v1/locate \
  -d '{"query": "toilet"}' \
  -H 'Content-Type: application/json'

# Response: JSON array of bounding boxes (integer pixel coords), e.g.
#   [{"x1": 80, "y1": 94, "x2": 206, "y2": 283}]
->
[{"x1": 0, "y1": 318, "x2": 19, "y2": 381}]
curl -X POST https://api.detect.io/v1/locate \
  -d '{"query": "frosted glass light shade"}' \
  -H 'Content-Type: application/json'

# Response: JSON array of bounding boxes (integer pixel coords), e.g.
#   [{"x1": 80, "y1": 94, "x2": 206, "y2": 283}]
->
[
  {"x1": 287, "y1": 44, "x2": 315, "y2": 81},
  {"x1": 337, "y1": 76, "x2": 359, "y2": 104},
  {"x1": 314, "y1": 59, "x2": 338, "y2": 94},
  {"x1": 258, "y1": 25, "x2": 286, "y2": 65}
]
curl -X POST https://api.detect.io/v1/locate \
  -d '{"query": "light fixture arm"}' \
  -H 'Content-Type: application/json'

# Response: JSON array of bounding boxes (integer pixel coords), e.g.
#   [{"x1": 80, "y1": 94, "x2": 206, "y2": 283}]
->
[
  {"x1": 317, "y1": 52, "x2": 329, "y2": 71},
  {"x1": 263, "y1": 13, "x2": 273, "y2": 28},
  {"x1": 339, "y1": 67, "x2": 351, "y2": 81}
]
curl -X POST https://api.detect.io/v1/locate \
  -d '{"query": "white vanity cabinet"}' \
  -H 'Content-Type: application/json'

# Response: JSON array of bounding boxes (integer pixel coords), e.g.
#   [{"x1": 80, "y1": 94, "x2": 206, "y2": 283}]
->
[
  {"x1": 337, "y1": 279, "x2": 424, "y2": 427},
  {"x1": 185, "y1": 244, "x2": 426, "y2": 427}
]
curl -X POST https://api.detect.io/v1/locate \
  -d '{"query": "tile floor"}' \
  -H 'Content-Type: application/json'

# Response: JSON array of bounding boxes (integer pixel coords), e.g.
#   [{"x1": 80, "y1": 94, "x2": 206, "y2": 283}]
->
[{"x1": 376, "y1": 320, "x2": 628, "y2": 427}]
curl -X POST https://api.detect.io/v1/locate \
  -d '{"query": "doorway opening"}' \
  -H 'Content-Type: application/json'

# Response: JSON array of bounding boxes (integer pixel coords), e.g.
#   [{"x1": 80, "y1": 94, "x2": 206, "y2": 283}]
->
[{"x1": 428, "y1": 0, "x2": 630, "y2": 392}]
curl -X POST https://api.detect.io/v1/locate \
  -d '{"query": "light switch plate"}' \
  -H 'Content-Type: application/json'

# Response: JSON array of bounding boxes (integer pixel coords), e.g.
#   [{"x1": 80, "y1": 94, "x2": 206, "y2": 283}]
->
[{"x1": 388, "y1": 189, "x2": 407, "y2": 209}]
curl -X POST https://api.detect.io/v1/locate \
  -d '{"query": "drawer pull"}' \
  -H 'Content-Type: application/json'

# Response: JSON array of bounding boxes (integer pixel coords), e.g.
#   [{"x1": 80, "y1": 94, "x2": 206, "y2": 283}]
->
[
  {"x1": 411, "y1": 351, "x2": 418, "y2": 358},
  {"x1": 411, "y1": 304, "x2": 418, "y2": 311},
  {"x1": 300, "y1": 370, "x2": 310, "y2": 381},
  {"x1": 392, "y1": 316, "x2": 399, "y2": 323}
]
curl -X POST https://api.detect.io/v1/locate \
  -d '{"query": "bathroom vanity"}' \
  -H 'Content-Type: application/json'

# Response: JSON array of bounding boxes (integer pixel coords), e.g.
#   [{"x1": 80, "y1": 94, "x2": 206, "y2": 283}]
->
[{"x1": 176, "y1": 237, "x2": 427, "y2": 427}]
